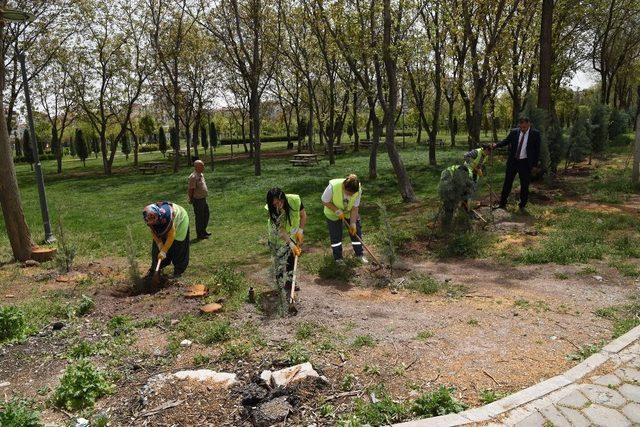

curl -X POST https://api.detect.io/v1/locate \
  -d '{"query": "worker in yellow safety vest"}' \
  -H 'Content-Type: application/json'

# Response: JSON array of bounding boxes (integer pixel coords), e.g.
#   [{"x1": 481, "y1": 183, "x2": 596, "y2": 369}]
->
[{"x1": 321, "y1": 174, "x2": 367, "y2": 264}]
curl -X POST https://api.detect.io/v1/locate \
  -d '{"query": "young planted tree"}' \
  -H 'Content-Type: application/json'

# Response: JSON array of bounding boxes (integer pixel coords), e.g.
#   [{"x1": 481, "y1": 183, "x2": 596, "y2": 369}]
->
[
  {"x1": 91, "y1": 137, "x2": 99, "y2": 158},
  {"x1": 75, "y1": 129, "x2": 89, "y2": 167},
  {"x1": 158, "y1": 126, "x2": 167, "y2": 157},
  {"x1": 14, "y1": 133, "x2": 22, "y2": 157},
  {"x1": 69, "y1": 137, "x2": 76, "y2": 157},
  {"x1": 121, "y1": 132, "x2": 131, "y2": 161},
  {"x1": 170, "y1": 127, "x2": 179, "y2": 152}
]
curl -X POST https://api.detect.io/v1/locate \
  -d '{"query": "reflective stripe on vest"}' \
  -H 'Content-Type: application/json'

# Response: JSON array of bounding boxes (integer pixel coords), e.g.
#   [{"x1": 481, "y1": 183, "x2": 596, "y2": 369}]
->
[{"x1": 323, "y1": 178, "x2": 361, "y2": 221}]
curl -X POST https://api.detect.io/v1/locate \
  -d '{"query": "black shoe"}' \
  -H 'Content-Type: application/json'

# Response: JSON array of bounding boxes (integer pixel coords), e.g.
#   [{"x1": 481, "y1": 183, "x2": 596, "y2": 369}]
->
[
  {"x1": 198, "y1": 235, "x2": 210, "y2": 240},
  {"x1": 205, "y1": 232, "x2": 212, "y2": 236}
]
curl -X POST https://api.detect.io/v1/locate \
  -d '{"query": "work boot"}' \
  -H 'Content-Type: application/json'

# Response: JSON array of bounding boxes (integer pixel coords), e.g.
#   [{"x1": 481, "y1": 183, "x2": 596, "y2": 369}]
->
[{"x1": 358, "y1": 256, "x2": 369, "y2": 264}]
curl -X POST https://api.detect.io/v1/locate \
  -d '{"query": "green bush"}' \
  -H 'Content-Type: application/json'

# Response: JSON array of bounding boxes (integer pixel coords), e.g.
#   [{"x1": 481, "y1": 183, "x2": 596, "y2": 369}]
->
[
  {"x1": 200, "y1": 320, "x2": 231, "y2": 344},
  {"x1": 139, "y1": 144, "x2": 159, "y2": 153},
  {"x1": 406, "y1": 274, "x2": 440, "y2": 294},
  {"x1": 412, "y1": 386, "x2": 467, "y2": 417},
  {"x1": 590, "y1": 103, "x2": 610, "y2": 154},
  {"x1": 318, "y1": 255, "x2": 357, "y2": 281},
  {"x1": 609, "y1": 109, "x2": 630, "y2": 139},
  {"x1": 340, "y1": 395, "x2": 409, "y2": 426},
  {"x1": 53, "y1": 360, "x2": 113, "y2": 410},
  {"x1": 71, "y1": 295, "x2": 95, "y2": 317},
  {"x1": 0, "y1": 306, "x2": 26, "y2": 343},
  {"x1": 212, "y1": 265, "x2": 247, "y2": 297},
  {"x1": 67, "y1": 340, "x2": 98, "y2": 359},
  {"x1": 612, "y1": 134, "x2": 633, "y2": 146},
  {"x1": 437, "y1": 232, "x2": 485, "y2": 258},
  {"x1": 0, "y1": 398, "x2": 42, "y2": 427}
]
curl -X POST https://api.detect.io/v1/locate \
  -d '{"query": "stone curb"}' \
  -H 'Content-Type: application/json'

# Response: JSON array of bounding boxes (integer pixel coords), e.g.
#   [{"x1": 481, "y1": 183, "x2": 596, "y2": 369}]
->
[{"x1": 393, "y1": 324, "x2": 640, "y2": 427}]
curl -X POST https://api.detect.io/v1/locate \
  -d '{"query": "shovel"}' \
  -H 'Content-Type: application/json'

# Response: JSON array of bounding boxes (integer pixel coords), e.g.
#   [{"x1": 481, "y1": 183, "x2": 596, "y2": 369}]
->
[
  {"x1": 341, "y1": 218, "x2": 382, "y2": 267},
  {"x1": 151, "y1": 258, "x2": 162, "y2": 288},
  {"x1": 288, "y1": 255, "x2": 299, "y2": 315}
]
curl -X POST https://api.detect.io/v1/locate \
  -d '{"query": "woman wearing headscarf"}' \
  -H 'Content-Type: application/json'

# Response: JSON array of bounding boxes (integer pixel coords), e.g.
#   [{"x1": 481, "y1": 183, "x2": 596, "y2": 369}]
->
[
  {"x1": 265, "y1": 188, "x2": 307, "y2": 291},
  {"x1": 143, "y1": 201, "x2": 190, "y2": 278}
]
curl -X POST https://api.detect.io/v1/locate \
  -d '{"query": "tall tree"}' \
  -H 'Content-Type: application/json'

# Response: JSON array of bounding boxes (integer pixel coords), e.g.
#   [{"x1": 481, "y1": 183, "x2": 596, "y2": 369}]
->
[
  {"x1": 158, "y1": 126, "x2": 167, "y2": 156},
  {"x1": 0, "y1": 11, "x2": 34, "y2": 261},
  {"x1": 200, "y1": 0, "x2": 280, "y2": 176},
  {"x1": 75, "y1": 128, "x2": 88, "y2": 166},
  {"x1": 537, "y1": 0, "x2": 553, "y2": 113}
]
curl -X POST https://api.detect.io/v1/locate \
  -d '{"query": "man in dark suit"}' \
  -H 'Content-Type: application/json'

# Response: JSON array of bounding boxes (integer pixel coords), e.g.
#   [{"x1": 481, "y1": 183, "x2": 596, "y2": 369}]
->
[{"x1": 491, "y1": 117, "x2": 541, "y2": 212}]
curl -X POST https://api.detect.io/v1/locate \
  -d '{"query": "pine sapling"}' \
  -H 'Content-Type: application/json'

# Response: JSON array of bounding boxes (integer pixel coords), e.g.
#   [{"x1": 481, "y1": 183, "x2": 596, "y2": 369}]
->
[{"x1": 55, "y1": 218, "x2": 76, "y2": 273}]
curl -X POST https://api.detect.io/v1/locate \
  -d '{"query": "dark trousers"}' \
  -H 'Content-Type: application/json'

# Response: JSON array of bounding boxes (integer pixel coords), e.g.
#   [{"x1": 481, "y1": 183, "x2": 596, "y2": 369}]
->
[
  {"x1": 327, "y1": 218, "x2": 363, "y2": 260},
  {"x1": 150, "y1": 229, "x2": 190, "y2": 275},
  {"x1": 192, "y1": 198, "x2": 210, "y2": 238},
  {"x1": 500, "y1": 159, "x2": 531, "y2": 209}
]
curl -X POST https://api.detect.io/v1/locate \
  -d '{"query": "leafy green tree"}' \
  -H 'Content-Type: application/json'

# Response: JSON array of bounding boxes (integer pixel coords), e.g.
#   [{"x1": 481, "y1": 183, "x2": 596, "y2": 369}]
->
[
  {"x1": 566, "y1": 108, "x2": 591, "y2": 168},
  {"x1": 138, "y1": 114, "x2": 156, "y2": 143},
  {"x1": 590, "y1": 103, "x2": 610, "y2": 155},
  {"x1": 208, "y1": 122, "x2": 218, "y2": 170},
  {"x1": 121, "y1": 132, "x2": 131, "y2": 161},
  {"x1": 158, "y1": 126, "x2": 167, "y2": 157},
  {"x1": 170, "y1": 127, "x2": 179, "y2": 151},
  {"x1": 69, "y1": 136, "x2": 76, "y2": 157},
  {"x1": 22, "y1": 129, "x2": 33, "y2": 169},
  {"x1": 609, "y1": 109, "x2": 630, "y2": 139},
  {"x1": 91, "y1": 138, "x2": 99, "y2": 158},
  {"x1": 75, "y1": 129, "x2": 89, "y2": 167},
  {"x1": 14, "y1": 133, "x2": 22, "y2": 157}
]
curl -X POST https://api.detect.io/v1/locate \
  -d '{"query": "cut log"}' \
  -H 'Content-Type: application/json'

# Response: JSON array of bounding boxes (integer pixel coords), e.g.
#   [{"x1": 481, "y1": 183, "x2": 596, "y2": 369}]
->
[{"x1": 30, "y1": 246, "x2": 57, "y2": 262}]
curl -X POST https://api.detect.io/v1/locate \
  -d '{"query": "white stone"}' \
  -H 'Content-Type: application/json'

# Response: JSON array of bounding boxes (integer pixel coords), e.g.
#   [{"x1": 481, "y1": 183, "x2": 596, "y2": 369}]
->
[
  {"x1": 75, "y1": 419, "x2": 89, "y2": 427},
  {"x1": 582, "y1": 404, "x2": 631, "y2": 427},
  {"x1": 513, "y1": 411, "x2": 546, "y2": 427},
  {"x1": 173, "y1": 369, "x2": 237, "y2": 386},
  {"x1": 619, "y1": 383, "x2": 640, "y2": 402},
  {"x1": 557, "y1": 390, "x2": 590, "y2": 408},
  {"x1": 260, "y1": 370, "x2": 272, "y2": 385},
  {"x1": 557, "y1": 406, "x2": 591, "y2": 427},
  {"x1": 539, "y1": 405, "x2": 571, "y2": 426},
  {"x1": 622, "y1": 402, "x2": 640, "y2": 423},
  {"x1": 593, "y1": 373, "x2": 623, "y2": 387},
  {"x1": 0, "y1": 381, "x2": 10, "y2": 387},
  {"x1": 179, "y1": 339, "x2": 192, "y2": 347},
  {"x1": 269, "y1": 362, "x2": 319, "y2": 387},
  {"x1": 593, "y1": 275, "x2": 604, "y2": 281},
  {"x1": 579, "y1": 384, "x2": 627, "y2": 407},
  {"x1": 615, "y1": 367, "x2": 640, "y2": 383}
]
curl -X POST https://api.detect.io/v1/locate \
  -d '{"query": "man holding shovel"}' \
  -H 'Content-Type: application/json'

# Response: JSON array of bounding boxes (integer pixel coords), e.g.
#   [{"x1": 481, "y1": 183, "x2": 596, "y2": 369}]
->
[
  {"x1": 322, "y1": 174, "x2": 368, "y2": 264},
  {"x1": 143, "y1": 201, "x2": 190, "y2": 279},
  {"x1": 265, "y1": 188, "x2": 307, "y2": 295}
]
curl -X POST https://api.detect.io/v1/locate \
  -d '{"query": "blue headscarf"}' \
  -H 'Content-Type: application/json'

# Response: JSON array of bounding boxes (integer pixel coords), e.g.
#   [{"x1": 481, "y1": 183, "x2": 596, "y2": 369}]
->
[{"x1": 143, "y1": 202, "x2": 173, "y2": 236}]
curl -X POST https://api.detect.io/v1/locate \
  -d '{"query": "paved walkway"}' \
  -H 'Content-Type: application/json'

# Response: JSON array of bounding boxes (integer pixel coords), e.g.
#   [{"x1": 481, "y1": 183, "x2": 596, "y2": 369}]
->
[{"x1": 396, "y1": 325, "x2": 640, "y2": 426}]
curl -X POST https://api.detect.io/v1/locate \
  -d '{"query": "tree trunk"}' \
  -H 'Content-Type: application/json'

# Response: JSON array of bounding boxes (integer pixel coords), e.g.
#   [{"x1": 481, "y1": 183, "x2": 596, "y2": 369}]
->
[
  {"x1": 447, "y1": 96, "x2": 455, "y2": 147},
  {"x1": 633, "y1": 87, "x2": 640, "y2": 184},
  {"x1": 100, "y1": 133, "x2": 111, "y2": 175},
  {"x1": 185, "y1": 125, "x2": 192, "y2": 166},
  {"x1": 537, "y1": 0, "x2": 553, "y2": 112},
  {"x1": 352, "y1": 91, "x2": 359, "y2": 152},
  {"x1": 132, "y1": 130, "x2": 139, "y2": 167},
  {"x1": 0, "y1": 19, "x2": 34, "y2": 261},
  {"x1": 250, "y1": 89, "x2": 261, "y2": 176},
  {"x1": 52, "y1": 125, "x2": 62, "y2": 174},
  {"x1": 416, "y1": 117, "x2": 422, "y2": 145},
  {"x1": 368, "y1": 104, "x2": 380, "y2": 179}
]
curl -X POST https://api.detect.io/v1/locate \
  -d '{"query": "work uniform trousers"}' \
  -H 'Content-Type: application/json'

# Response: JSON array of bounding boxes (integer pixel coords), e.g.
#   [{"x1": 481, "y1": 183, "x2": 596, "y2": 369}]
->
[
  {"x1": 150, "y1": 229, "x2": 190, "y2": 276},
  {"x1": 192, "y1": 198, "x2": 210, "y2": 238},
  {"x1": 500, "y1": 159, "x2": 532, "y2": 209},
  {"x1": 327, "y1": 218, "x2": 363, "y2": 260}
]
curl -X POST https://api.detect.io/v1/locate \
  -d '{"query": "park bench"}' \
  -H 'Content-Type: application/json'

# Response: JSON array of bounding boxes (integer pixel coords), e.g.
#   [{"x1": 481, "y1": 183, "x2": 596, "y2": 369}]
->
[
  {"x1": 138, "y1": 162, "x2": 170, "y2": 174},
  {"x1": 359, "y1": 140, "x2": 372, "y2": 149},
  {"x1": 290, "y1": 153, "x2": 320, "y2": 167}
]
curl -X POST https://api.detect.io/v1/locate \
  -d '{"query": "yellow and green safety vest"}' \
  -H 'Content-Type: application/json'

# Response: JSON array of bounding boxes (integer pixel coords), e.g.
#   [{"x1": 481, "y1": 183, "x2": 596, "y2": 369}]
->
[
  {"x1": 323, "y1": 178, "x2": 362, "y2": 221},
  {"x1": 264, "y1": 194, "x2": 302, "y2": 236}
]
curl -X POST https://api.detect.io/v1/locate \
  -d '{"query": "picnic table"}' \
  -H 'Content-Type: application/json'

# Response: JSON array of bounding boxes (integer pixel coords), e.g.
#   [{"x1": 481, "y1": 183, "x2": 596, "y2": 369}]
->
[
  {"x1": 138, "y1": 161, "x2": 170, "y2": 174},
  {"x1": 290, "y1": 153, "x2": 320, "y2": 167},
  {"x1": 325, "y1": 145, "x2": 346, "y2": 155},
  {"x1": 359, "y1": 140, "x2": 372, "y2": 149}
]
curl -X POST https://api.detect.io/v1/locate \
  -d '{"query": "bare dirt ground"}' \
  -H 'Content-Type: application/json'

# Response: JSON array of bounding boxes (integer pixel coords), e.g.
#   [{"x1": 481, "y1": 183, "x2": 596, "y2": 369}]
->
[{"x1": 1, "y1": 164, "x2": 639, "y2": 426}]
